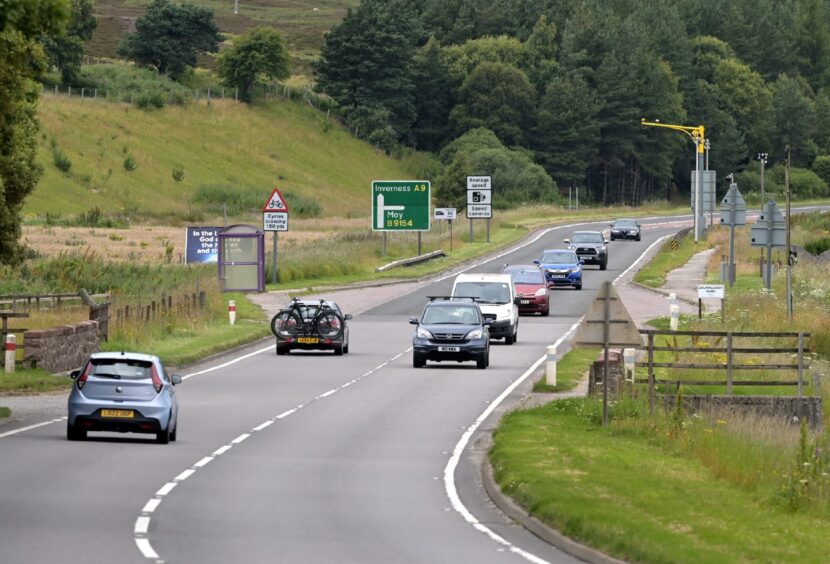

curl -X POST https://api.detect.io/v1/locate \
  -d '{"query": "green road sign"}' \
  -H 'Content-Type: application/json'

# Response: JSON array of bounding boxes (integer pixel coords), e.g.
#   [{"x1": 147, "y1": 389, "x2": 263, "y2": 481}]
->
[{"x1": 372, "y1": 180, "x2": 430, "y2": 231}]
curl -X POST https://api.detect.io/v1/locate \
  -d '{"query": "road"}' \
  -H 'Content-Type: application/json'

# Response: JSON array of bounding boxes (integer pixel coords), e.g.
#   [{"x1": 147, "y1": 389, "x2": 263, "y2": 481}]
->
[{"x1": 0, "y1": 213, "x2": 706, "y2": 564}]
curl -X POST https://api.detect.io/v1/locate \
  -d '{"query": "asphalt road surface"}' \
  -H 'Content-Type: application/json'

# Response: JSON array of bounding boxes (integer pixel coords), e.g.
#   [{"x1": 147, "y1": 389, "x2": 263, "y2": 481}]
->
[{"x1": 0, "y1": 212, "x2": 740, "y2": 564}]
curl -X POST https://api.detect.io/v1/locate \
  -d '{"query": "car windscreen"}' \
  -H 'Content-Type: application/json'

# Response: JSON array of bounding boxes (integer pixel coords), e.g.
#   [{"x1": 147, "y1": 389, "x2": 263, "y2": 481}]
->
[
  {"x1": 541, "y1": 251, "x2": 576, "y2": 264},
  {"x1": 422, "y1": 305, "x2": 480, "y2": 325},
  {"x1": 504, "y1": 268, "x2": 544, "y2": 284},
  {"x1": 89, "y1": 359, "x2": 152, "y2": 380},
  {"x1": 572, "y1": 233, "x2": 603, "y2": 243},
  {"x1": 454, "y1": 281, "x2": 511, "y2": 304},
  {"x1": 614, "y1": 220, "x2": 636, "y2": 228}
]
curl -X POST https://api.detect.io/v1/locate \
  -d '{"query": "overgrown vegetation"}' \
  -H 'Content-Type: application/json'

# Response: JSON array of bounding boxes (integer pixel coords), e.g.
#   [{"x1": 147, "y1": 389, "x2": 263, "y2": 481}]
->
[{"x1": 532, "y1": 347, "x2": 597, "y2": 393}]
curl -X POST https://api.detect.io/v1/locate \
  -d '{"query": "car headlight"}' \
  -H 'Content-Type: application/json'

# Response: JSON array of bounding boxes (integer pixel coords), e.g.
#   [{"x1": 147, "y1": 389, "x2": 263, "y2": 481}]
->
[
  {"x1": 465, "y1": 328, "x2": 484, "y2": 340},
  {"x1": 416, "y1": 326, "x2": 433, "y2": 339},
  {"x1": 569, "y1": 267, "x2": 581, "y2": 274},
  {"x1": 534, "y1": 288, "x2": 547, "y2": 296}
]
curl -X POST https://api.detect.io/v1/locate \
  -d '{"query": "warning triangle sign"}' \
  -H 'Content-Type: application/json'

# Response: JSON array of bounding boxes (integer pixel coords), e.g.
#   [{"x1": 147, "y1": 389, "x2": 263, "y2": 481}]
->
[
  {"x1": 572, "y1": 282, "x2": 644, "y2": 349},
  {"x1": 262, "y1": 187, "x2": 290, "y2": 213}
]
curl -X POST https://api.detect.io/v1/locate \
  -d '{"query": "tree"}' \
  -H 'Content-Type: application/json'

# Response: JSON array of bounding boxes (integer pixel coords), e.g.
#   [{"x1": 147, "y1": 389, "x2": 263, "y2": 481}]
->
[
  {"x1": 411, "y1": 37, "x2": 455, "y2": 150},
  {"x1": 117, "y1": 0, "x2": 220, "y2": 79},
  {"x1": 449, "y1": 61, "x2": 536, "y2": 146},
  {"x1": 218, "y1": 27, "x2": 290, "y2": 103},
  {"x1": 770, "y1": 74, "x2": 817, "y2": 167},
  {"x1": 1, "y1": 0, "x2": 69, "y2": 265},
  {"x1": 794, "y1": 0, "x2": 830, "y2": 92},
  {"x1": 40, "y1": 0, "x2": 97, "y2": 85}
]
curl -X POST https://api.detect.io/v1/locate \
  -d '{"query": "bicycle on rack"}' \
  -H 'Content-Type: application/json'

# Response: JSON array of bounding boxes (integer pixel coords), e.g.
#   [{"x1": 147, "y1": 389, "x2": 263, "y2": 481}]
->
[{"x1": 270, "y1": 297, "x2": 348, "y2": 355}]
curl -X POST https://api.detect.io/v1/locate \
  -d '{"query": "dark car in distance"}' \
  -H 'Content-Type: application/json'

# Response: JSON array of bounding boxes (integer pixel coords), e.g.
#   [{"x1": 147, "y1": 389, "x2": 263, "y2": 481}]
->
[
  {"x1": 501, "y1": 264, "x2": 550, "y2": 315},
  {"x1": 410, "y1": 298, "x2": 491, "y2": 369},
  {"x1": 565, "y1": 231, "x2": 609, "y2": 270},
  {"x1": 609, "y1": 219, "x2": 641, "y2": 241}
]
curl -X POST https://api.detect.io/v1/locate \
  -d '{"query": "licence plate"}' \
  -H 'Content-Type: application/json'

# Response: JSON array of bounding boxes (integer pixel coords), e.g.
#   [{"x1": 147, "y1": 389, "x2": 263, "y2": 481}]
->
[
  {"x1": 297, "y1": 337, "x2": 319, "y2": 344},
  {"x1": 101, "y1": 409, "x2": 134, "y2": 418},
  {"x1": 520, "y1": 300, "x2": 531, "y2": 304},
  {"x1": 553, "y1": 274, "x2": 566, "y2": 278},
  {"x1": 438, "y1": 346, "x2": 460, "y2": 352}
]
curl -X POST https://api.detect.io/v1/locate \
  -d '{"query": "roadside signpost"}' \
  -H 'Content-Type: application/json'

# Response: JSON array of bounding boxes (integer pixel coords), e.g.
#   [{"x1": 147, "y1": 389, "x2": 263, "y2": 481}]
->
[
  {"x1": 372, "y1": 180, "x2": 430, "y2": 256},
  {"x1": 751, "y1": 199, "x2": 786, "y2": 289},
  {"x1": 718, "y1": 179, "x2": 746, "y2": 286},
  {"x1": 434, "y1": 208, "x2": 457, "y2": 252},
  {"x1": 697, "y1": 284, "x2": 725, "y2": 320},
  {"x1": 262, "y1": 187, "x2": 290, "y2": 284},
  {"x1": 466, "y1": 176, "x2": 492, "y2": 242}
]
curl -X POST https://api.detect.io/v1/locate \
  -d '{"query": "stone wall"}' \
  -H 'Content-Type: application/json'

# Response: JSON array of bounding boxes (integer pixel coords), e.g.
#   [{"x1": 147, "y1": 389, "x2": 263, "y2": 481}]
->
[
  {"x1": 23, "y1": 321, "x2": 99, "y2": 373},
  {"x1": 668, "y1": 395, "x2": 824, "y2": 429}
]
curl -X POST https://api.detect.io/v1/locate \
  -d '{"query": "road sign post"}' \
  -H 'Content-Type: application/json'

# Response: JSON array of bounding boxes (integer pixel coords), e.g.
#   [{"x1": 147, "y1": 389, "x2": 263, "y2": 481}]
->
[
  {"x1": 434, "y1": 208, "x2": 457, "y2": 252},
  {"x1": 262, "y1": 188, "x2": 290, "y2": 284},
  {"x1": 466, "y1": 176, "x2": 492, "y2": 242},
  {"x1": 719, "y1": 180, "x2": 746, "y2": 286},
  {"x1": 751, "y1": 199, "x2": 786, "y2": 289}
]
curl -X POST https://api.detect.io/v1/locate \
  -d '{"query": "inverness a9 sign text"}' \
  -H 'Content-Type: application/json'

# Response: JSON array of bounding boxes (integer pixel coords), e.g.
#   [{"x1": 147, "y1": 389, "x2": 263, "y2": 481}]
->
[{"x1": 372, "y1": 180, "x2": 430, "y2": 231}]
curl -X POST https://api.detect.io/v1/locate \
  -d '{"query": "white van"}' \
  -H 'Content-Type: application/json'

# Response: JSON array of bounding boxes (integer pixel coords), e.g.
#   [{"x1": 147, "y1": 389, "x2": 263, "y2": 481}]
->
[{"x1": 451, "y1": 273, "x2": 519, "y2": 344}]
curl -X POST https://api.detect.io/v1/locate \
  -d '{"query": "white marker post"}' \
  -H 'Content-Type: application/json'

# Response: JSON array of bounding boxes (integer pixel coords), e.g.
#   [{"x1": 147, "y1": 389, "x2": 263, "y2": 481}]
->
[
  {"x1": 623, "y1": 348, "x2": 636, "y2": 382},
  {"x1": 228, "y1": 300, "x2": 237, "y2": 326},
  {"x1": 4, "y1": 334, "x2": 15, "y2": 373},
  {"x1": 670, "y1": 304, "x2": 680, "y2": 332},
  {"x1": 545, "y1": 345, "x2": 558, "y2": 386}
]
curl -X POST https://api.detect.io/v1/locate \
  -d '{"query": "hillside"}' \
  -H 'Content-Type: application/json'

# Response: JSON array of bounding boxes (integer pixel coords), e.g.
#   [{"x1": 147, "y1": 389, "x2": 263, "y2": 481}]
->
[
  {"x1": 89, "y1": 0, "x2": 358, "y2": 74},
  {"x1": 29, "y1": 95, "x2": 429, "y2": 222}
]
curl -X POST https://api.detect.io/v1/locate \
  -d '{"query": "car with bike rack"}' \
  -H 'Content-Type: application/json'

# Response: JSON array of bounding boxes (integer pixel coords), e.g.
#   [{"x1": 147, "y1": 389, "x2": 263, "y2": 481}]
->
[{"x1": 270, "y1": 298, "x2": 352, "y2": 355}]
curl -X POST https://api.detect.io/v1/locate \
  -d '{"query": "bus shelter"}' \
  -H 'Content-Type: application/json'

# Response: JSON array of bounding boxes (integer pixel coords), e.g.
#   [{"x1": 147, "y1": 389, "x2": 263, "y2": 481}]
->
[{"x1": 218, "y1": 224, "x2": 265, "y2": 292}]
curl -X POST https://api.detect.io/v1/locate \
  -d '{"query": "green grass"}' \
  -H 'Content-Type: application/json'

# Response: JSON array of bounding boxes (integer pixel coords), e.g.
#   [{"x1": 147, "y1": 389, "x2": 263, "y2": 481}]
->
[
  {"x1": 0, "y1": 406, "x2": 10, "y2": 418},
  {"x1": 0, "y1": 368, "x2": 73, "y2": 395},
  {"x1": 634, "y1": 230, "x2": 712, "y2": 288},
  {"x1": 533, "y1": 348, "x2": 598, "y2": 393},
  {"x1": 491, "y1": 398, "x2": 830, "y2": 563}
]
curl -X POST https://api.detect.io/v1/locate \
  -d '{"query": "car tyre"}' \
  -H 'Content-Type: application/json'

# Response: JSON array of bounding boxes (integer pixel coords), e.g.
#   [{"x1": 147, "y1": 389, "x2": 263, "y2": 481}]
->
[
  {"x1": 66, "y1": 421, "x2": 86, "y2": 441},
  {"x1": 276, "y1": 343, "x2": 290, "y2": 355},
  {"x1": 333, "y1": 342, "x2": 344, "y2": 356},
  {"x1": 156, "y1": 424, "x2": 171, "y2": 445},
  {"x1": 600, "y1": 259, "x2": 608, "y2": 271},
  {"x1": 344, "y1": 342, "x2": 350, "y2": 354},
  {"x1": 413, "y1": 354, "x2": 425, "y2": 368},
  {"x1": 574, "y1": 282, "x2": 582, "y2": 290},
  {"x1": 477, "y1": 353, "x2": 488, "y2": 369},
  {"x1": 542, "y1": 305, "x2": 550, "y2": 317},
  {"x1": 170, "y1": 419, "x2": 178, "y2": 442},
  {"x1": 636, "y1": 235, "x2": 641, "y2": 241}
]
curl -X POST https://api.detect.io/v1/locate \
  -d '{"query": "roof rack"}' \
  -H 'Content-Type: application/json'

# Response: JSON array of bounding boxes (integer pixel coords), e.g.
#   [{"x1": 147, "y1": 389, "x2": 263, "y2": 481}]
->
[{"x1": 426, "y1": 295, "x2": 479, "y2": 302}]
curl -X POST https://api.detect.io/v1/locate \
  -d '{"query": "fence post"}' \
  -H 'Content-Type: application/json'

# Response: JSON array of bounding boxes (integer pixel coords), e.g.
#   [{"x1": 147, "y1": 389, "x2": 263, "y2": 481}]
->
[
  {"x1": 797, "y1": 332, "x2": 804, "y2": 397},
  {"x1": 648, "y1": 333, "x2": 655, "y2": 415},
  {"x1": 228, "y1": 300, "x2": 236, "y2": 325},
  {"x1": 726, "y1": 332, "x2": 733, "y2": 395}
]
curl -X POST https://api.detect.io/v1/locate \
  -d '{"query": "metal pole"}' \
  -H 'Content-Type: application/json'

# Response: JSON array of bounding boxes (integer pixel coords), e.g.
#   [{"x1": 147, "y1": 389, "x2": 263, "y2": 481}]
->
[
  {"x1": 706, "y1": 139, "x2": 714, "y2": 227},
  {"x1": 382, "y1": 232, "x2": 387, "y2": 257},
  {"x1": 602, "y1": 281, "x2": 610, "y2": 427},
  {"x1": 765, "y1": 200, "x2": 773, "y2": 289},
  {"x1": 759, "y1": 156, "x2": 766, "y2": 205},
  {"x1": 785, "y1": 146, "x2": 793, "y2": 321},
  {"x1": 576, "y1": 187, "x2": 579, "y2": 211},
  {"x1": 569, "y1": 186, "x2": 572, "y2": 210},
  {"x1": 469, "y1": 219, "x2": 473, "y2": 243},
  {"x1": 694, "y1": 142, "x2": 703, "y2": 242},
  {"x1": 417, "y1": 231, "x2": 422, "y2": 255},
  {"x1": 486, "y1": 218, "x2": 490, "y2": 243},
  {"x1": 449, "y1": 220, "x2": 453, "y2": 252},
  {"x1": 272, "y1": 232, "x2": 278, "y2": 284},
  {"x1": 728, "y1": 183, "x2": 736, "y2": 286}
]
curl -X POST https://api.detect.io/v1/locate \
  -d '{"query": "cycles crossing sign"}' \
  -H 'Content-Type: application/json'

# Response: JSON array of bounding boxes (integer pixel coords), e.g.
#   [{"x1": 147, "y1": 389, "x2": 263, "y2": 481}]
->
[
  {"x1": 372, "y1": 180, "x2": 430, "y2": 231},
  {"x1": 262, "y1": 187, "x2": 290, "y2": 232}
]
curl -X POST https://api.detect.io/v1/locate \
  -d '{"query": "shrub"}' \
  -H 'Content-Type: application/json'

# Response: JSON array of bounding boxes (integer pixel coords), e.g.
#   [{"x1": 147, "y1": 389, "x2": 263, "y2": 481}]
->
[
  {"x1": 51, "y1": 141, "x2": 72, "y2": 173},
  {"x1": 123, "y1": 155, "x2": 137, "y2": 172},
  {"x1": 812, "y1": 155, "x2": 830, "y2": 186},
  {"x1": 136, "y1": 92, "x2": 165, "y2": 109},
  {"x1": 79, "y1": 64, "x2": 192, "y2": 106},
  {"x1": 768, "y1": 165, "x2": 829, "y2": 198},
  {"x1": 172, "y1": 166, "x2": 185, "y2": 183}
]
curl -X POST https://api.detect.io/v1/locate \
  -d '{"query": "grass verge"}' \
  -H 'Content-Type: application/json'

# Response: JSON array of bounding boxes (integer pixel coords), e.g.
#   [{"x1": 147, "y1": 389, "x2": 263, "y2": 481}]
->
[
  {"x1": 0, "y1": 406, "x2": 10, "y2": 418},
  {"x1": 633, "y1": 229, "x2": 711, "y2": 288},
  {"x1": 0, "y1": 368, "x2": 72, "y2": 395},
  {"x1": 532, "y1": 348, "x2": 598, "y2": 393},
  {"x1": 491, "y1": 397, "x2": 830, "y2": 562}
]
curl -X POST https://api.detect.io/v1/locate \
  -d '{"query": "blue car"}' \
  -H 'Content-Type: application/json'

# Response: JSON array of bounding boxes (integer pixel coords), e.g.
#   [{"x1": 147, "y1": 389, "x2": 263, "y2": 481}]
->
[
  {"x1": 67, "y1": 351, "x2": 181, "y2": 444},
  {"x1": 534, "y1": 249, "x2": 583, "y2": 290}
]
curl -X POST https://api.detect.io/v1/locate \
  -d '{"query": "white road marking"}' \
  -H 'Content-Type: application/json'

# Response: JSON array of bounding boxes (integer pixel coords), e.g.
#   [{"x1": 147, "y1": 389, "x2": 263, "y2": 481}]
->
[
  {"x1": 194, "y1": 456, "x2": 214, "y2": 467},
  {"x1": 135, "y1": 539, "x2": 159, "y2": 559},
  {"x1": 0, "y1": 417, "x2": 66, "y2": 439},
  {"x1": 212, "y1": 445, "x2": 232, "y2": 456},
  {"x1": 318, "y1": 389, "x2": 337, "y2": 398},
  {"x1": 142, "y1": 498, "x2": 162, "y2": 513},
  {"x1": 253, "y1": 421, "x2": 273, "y2": 432},
  {"x1": 231, "y1": 433, "x2": 250, "y2": 444},
  {"x1": 614, "y1": 233, "x2": 675, "y2": 285},
  {"x1": 134, "y1": 516, "x2": 151, "y2": 534},
  {"x1": 175, "y1": 469, "x2": 195, "y2": 481},
  {"x1": 276, "y1": 409, "x2": 296, "y2": 419},
  {"x1": 156, "y1": 482, "x2": 177, "y2": 496},
  {"x1": 181, "y1": 345, "x2": 275, "y2": 381}
]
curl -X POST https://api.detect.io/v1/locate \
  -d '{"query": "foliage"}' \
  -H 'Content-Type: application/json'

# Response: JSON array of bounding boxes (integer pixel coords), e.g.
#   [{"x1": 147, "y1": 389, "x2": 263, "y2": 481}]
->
[
  {"x1": 0, "y1": 0, "x2": 68, "y2": 266},
  {"x1": 812, "y1": 155, "x2": 830, "y2": 185},
  {"x1": 78, "y1": 63, "x2": 192, "y2": 105},
  {"x1": 768, "y1": 166, "x2": 829, "y2": 198},
  {"x1": 218, "y1": 27, "x2": 291, "y2": 103},
  {"x1": 39, "y1": 0, "x2": 96, "y2": 85},
  {"x1": 116, "y1": 0, "x2": 220, "y2": 79},
  {"x1": 193, "y1": 184, "x2": 322, "y2": 219}
]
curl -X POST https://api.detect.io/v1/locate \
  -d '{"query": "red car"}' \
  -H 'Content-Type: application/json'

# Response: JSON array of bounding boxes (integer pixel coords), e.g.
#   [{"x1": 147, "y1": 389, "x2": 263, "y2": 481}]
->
[{"x1": 501, "y1": 264, "x2": 550, "y2": 316}]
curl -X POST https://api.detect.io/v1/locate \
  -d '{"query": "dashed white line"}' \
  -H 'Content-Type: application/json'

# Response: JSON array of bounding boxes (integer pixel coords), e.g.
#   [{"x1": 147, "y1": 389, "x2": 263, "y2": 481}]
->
[
  {"x1": 212, "y1": 445, "x2": 232, "y2": 456},
  {"x1": 318, "y1": 389, "x2": 337, "y2": 398},
  {"x1": 142, "y1": 498, "x2": 162, "y2": 513},
  {"x1": 194, "y1": 456, "x2": 214, "y2": 467},
  {"x1": 134, "y1": 516, "x2": 151, "y2": 535},
  {"x1": 175, "y1": 469, "x2": 195, "y2": 482},
  {"x1": 156, "y1": 482, "x2": 177, "y2": 496},
  {"x1": 253, "y1": 421, "x2": 273, "y2": 432},
  {"x1": 276, "y1": 409, "x2": 296, "y2": 419},
  {"x1": 135, "y1": 539, "x2": 159, "y2": 559},
  {"x1": 231, "y1": 433, "x2": 250, "y2": 444},
  {"x1": 0, "y1": 417, "x2": 66, "y2": 439}
]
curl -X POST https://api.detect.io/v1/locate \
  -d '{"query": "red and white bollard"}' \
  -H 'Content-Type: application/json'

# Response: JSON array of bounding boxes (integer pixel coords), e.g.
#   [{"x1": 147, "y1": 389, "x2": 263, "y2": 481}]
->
[
  {"x1": 5, "y1": 334, "x2": 16, "y2": 373},
  {"x1": 228, "y1": 300, "x2": 237, "y2": 326}
]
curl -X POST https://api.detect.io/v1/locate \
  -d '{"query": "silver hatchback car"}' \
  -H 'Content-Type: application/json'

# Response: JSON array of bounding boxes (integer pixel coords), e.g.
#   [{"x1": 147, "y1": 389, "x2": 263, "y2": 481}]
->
[{"x1": 67, "y1": 351, "x2": 181, "y2": 444}]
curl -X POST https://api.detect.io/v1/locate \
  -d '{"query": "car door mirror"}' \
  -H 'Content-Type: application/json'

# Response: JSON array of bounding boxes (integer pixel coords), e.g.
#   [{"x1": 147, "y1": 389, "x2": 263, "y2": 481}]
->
[
  {"x1": 409, "y1": 317, "x2": 419, "y2": 325},
  {"x1": 532, "y1": 259, "x2": 540, "y2": 265},
  {"x1": 70, "y1": 369, "x2": 80, "y2": 379},
  {"x1": 344, "y1": 314, "x2": 353, "y2": 321},
  {"x1": 483, "y1": 318, "x2": 493, "y2": 325},
  {"x1": 171, "y1": 374, "x2": 182, "y2": 385},
  {"x1": 563, "y1": 239, "x2": 570, "y2": 245}
]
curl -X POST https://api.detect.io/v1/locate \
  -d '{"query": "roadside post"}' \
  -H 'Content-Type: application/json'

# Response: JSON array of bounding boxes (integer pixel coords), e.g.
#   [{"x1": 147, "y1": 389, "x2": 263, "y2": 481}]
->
[
  {"x1": 262, "y1": 187, "x2": 289, "y2": 284},
  {"x1": 545, "y1": 345, "x2": 558, "y2": 386},
  {"x1": 4, "y1": 334, "x2": 15, "y2": 373},
  {"x1": 572, "y1": 281, "x2": 644, "y2": 426},
  {"x1": 466, "y1": 176, "x2": 492, "y2": 243},
  {"x1": 623, "y1": 348, "x2": 636, "y2": 382},
  {"x1": 750, "y1": 198, "x2": 786, "y2": 289},
  {"x1": 372, "y1": 180, "x2": 431, "y2": 256},
  {"x1": 670, "y1": 304, "x2": 680, "y2": 331},
  {"x1": 697, "y1": 284, "x2": 725, "y2": 321},
  {"x1": 228, "y1": 300, "x2": 236, "y2": 326},
  {"x1": 718, "y1": 177, "x2": 746, "y2": 286},
  {"x1": 433, "y1": 208, "x2": 457, "y2": 252}
]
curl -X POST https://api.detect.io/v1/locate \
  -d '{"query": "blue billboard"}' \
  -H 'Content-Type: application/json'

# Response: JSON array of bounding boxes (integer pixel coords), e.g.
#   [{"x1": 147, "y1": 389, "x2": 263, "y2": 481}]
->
[{"x1": 185, "y1": 226, "x2": 221, "y2": 264}]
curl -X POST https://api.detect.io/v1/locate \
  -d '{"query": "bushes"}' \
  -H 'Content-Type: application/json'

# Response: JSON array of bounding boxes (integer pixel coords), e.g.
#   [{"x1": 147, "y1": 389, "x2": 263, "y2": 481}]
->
[
  {"x1": 768, "y1": 165, "x2": 829, "y2": 198},
  {"x1": 194, "y1": 184, "x2": 322, "y2": 218},
  {"x1": 78, "y1": 64, "x2": 192, "y2": 107}
]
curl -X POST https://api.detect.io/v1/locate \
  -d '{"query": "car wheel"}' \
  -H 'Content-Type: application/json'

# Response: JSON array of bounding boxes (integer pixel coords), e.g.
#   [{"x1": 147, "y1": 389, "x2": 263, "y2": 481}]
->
[
  {"x1": 636, "y1": 235, "x2": 641, "y2": 241},
  {"x1": 477, "y1": 354, "x2": 488, "y2": 369},
  {"x1": 276, "y1": 343, "x2": 289, "y2": 355},
  {"x1": 505, "y1": 331, "x2": 514, "y2": 345},
  {"x1": 600, "y1": 260, "x2": 607, "y2": 271},
  {"x1": 66, "y1": 421, "x2": 86, "y2": 441},
  {"x1": 413, "y1": 354, "x2": 425, "y2": 368},
  {"x1": 333, "y1": 342, "x2": 344, "y2": 356},
  {"x1": 542, "y1": 305, "x2": 550, "y2": 316},
  {"x1": 170, "y1": 419, "x2": 178, "y2": 442},
  {"x1": 156, "y1": 425, "x2": 171, "y2": 445},
  {"x1": 344, "y1": 341, "x2": 350, "y2": 354},
  {"x1": 575, "y1": 282, "x2": 582, "y2": 290}
]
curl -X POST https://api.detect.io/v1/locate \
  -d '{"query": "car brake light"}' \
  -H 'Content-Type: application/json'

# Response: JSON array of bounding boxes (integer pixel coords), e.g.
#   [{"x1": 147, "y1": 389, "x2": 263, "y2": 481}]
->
[
  {"x1": 151, "y1": 365, "x2": 164, "y2": 393},
  {"x1": 76, "y1": 362, "x2": 92, "y2": 390}
]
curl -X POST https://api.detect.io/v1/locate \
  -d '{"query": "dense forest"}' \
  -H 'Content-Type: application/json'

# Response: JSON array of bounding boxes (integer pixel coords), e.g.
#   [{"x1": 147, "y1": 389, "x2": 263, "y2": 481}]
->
[{"x1": 314, "y1": 0, "x2": 830, "y2": 208}]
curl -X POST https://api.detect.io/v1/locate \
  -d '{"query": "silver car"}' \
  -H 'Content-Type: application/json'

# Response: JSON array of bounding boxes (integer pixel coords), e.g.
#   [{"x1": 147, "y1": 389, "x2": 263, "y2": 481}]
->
[{"x1": 67, "y1": 351, "x2": 181, "y2": 444}]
